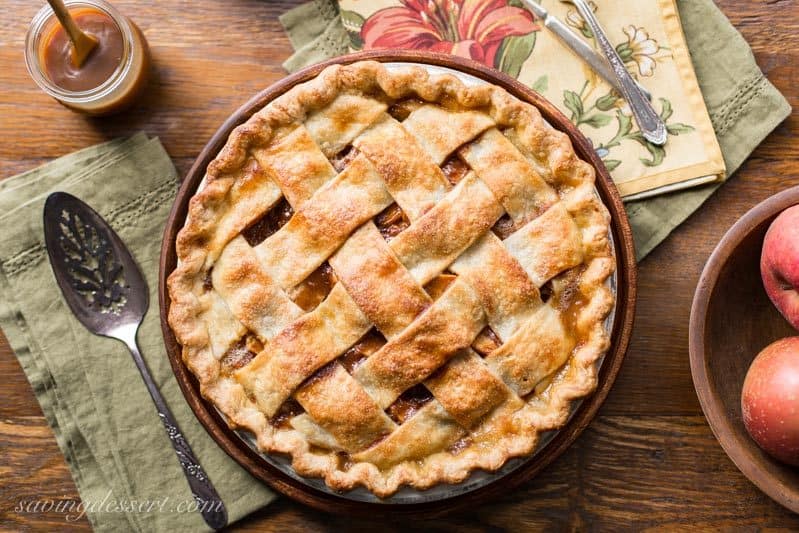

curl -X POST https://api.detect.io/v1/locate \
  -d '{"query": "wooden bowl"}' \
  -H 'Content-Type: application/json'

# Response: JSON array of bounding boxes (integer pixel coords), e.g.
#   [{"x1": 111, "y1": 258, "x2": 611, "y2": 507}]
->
[
  {"x1": 690, "y1": 185, "x2": 799, "y2": 513},
  {"x1": 158, "y1": 50, "x2": 637, "y2": 516}
]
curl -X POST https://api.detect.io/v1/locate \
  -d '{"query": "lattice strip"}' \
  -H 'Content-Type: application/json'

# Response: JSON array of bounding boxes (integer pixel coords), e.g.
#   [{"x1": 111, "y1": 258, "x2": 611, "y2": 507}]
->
[
  {"x1": 288, "y1": 413, "x2": 340, "y2": 450},
  {"x1": 352, "y1": 279, "x2": 487, "y2": 409},
  {"x1": 293, "y1": 364, "x2": 397, "y2": 451},
  {"x1": 424, "y1": 350, "x2": 513, "y2": 428},
  {"x1": 449, "y1": 233, "x2": 542, "y2": 340},
  {"x1": 234, "y1": 282, "x2": 371, "y2": 416},
  {"x1": 213, "y1": 236, "x2": 304, "y2": 342},
  {"x1": 352, "y1": 114, "x2": 450, "y2": 219},
  {"x1": 327, "y1": 224, "x2": 429, "y2": 339},
  {"x1": 303, "y1": 93, "x2": 389, "y2": 157},
  {"x1": 485, "y1": 304, "x2": 575, "y2": 396},
  {"x1": 253, "y1": 154, "x2": 393, "y2": 289},
  {"x1": 400, "y1": 104, "x2": 495, "y2": 164},
  {"x1": 351, "y1": 400, "x2": 465, "y2": 469},
  {"x1": 389, "y1": 173, "x2": 504, "y2": 284},
  {"x1": 198, "y1": 291, "x2": 247, "y2": 359},
  {"x1": 459, "y1": 128, "x2": 558, "y2": 224},
  {"x1": 251, "y1": 125, "x2": 337, "y2": 209},
  {"x1": 503, "y1": 203, "x2": 584, "y2": 287}
]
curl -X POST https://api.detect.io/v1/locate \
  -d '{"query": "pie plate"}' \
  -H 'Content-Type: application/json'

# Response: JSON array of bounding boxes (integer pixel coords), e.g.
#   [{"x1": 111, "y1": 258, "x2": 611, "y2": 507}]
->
[{"x1": 159, "y1": 50, "x2": 637, "y2": 516}]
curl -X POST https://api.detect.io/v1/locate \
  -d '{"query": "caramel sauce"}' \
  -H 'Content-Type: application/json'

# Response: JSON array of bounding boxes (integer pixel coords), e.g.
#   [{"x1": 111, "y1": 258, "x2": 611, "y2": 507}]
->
[
  {"x1": 269, "y1": 399, "x2": 304, "y2": 429},
  {"x1": 423, "y1": 273, "x2": 456, "y2": 300},
  {"x1": 552, "y1": 268, "x2": 588, "y2": 338},
  {"x1": 220, "y1": 336, "x2": 259, "y2": 376},
  {"x1": 374, "y1": 203, "x2": 410, "y2": 241},
  {"x1": 440, "y1": 156, "x2": 470, "y2": 186},
  {"x1": 472, "y1": 327, "x2": 502, "y2": 356},
  {"x1": 202, "y1": 269, "x2": 213, "y2": 292},
  {"x1": 330, "y1": 146, "x2": 359, "y2": 172},
  {"x1": 491, "y1": 214, "x2": 516, "y2": 240},
  {"x1": 41, "y1": 8, "x2": 124, "y2": 92},
  {"x1": 386, "y1": 384, "x2": 433, "y2": 424},
  {"x1": 242, "y1": 197, "x2": 294, "y2": 246},
  {"x1": 539, "y1": 279, "x2": 554, "y2": 303},
  {"x1": 562, "y1": 290, "x2": 589, "y2": 341},
  {"x1": 387, "y1": 99, "x2": 424, "y2": 121},
  {"x1": 338, "y1": 329, "x2": 386, "y2": 373},
  {"x1": 289, "y1": 262, "x2": 337, "y2": 311}
]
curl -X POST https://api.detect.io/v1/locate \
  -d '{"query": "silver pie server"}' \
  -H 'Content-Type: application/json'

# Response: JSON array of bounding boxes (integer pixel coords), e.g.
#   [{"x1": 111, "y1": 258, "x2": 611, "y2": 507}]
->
[
  {"x1": 43, "y1": 192, "x2": 227, "y2": 531},
  {"x1": 563, "y1": 0, "x2": 667, "y2": 145},
  {"x1": 518, "y1": 0, "x2": 652, "y2": 101}
]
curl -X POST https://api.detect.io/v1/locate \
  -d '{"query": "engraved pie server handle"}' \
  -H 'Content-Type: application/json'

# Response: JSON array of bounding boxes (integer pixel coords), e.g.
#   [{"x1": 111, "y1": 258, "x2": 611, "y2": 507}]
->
[
  {"x1": 568, "y1": 0, "x2": 667, "y2": 145},
  {"x1": 43, "y1": 192, "x2": 227, "y2": 531},
  {"x1": 114, "y1": 324, "x2": 228, "y2": 531}
]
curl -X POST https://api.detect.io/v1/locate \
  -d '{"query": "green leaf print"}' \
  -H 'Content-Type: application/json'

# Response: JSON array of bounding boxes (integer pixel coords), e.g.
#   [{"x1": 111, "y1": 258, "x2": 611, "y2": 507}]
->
[
  {"x1": 495, "y1": 32, "x2": 537, "y2": 78},
  {"x1": 581, "y1": 113, "x2": 613, "y2": 129},
  {"x1": 667, "y1": 123, "x2": 695, "y2": 135},
  {"x1": 531, "y1": 75, "x2": 548, "y2": 93},
  {"x1": 595, "y1": 91, "x2": 619, "y2": 111},
  {"x1": 659, "y1": 98, "x2": 673, "y2": 121},
  {"x1": 640, "y1": 141, "x2": 666, "y2": 167},
  {"x1": 564, "y1": 90, "x2": 584, "y2": 120}
]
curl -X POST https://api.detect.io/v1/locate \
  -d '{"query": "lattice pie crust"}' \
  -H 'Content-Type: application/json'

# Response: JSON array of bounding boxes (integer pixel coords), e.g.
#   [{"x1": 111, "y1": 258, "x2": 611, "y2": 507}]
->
[{"x1": 168, "y1": 61, "x2": 615, "y2": 497}]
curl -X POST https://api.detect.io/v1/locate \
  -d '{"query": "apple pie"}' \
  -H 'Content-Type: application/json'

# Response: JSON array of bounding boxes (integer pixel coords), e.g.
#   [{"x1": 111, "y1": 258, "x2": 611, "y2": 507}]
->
[{"x1": 167, "y1": 61, "x2": 615, "y2": 497}]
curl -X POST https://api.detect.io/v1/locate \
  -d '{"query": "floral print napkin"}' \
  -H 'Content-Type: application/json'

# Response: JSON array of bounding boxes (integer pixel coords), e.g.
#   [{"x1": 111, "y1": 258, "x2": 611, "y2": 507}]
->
[{"x1": 337, "y1": 0, "x2": 726, "y2": 198}]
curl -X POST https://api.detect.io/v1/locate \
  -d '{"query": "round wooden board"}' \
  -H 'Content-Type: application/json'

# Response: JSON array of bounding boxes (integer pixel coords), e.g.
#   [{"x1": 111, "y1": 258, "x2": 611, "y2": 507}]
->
[
  {"x1": 158, "y1": 50, "x2": 637, "y2": 517},
  {"x1": 690, "y1": 185, "x2": 799, "y2": 513}
]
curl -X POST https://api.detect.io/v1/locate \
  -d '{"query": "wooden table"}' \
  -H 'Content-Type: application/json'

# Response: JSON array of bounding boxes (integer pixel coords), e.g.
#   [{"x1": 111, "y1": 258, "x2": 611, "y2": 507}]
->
[{"x1": 1, "y1": 1, "x2": 797, "y2": 529}]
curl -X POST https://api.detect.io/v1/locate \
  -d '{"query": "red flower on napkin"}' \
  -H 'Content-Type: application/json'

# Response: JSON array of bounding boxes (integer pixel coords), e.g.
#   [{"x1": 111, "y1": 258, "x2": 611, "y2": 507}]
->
[{"x1": 361, "y1": 0, "x2": 539, "y2": 68}]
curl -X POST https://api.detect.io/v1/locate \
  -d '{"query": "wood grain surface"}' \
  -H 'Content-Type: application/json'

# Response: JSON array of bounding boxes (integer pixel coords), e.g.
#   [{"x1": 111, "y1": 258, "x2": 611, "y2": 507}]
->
[{"x1": 1, "y1": 0, "x2": 797, "y2": 530}]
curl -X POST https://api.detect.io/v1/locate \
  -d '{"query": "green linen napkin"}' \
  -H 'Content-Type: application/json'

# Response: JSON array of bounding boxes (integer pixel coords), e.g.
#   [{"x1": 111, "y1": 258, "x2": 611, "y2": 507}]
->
[
  {"x1": 0, "y1": 134, "x2": 274, "y2": 532},
  {"x1": 279, "y1": 0, "x2": 791, "y2": 260}
]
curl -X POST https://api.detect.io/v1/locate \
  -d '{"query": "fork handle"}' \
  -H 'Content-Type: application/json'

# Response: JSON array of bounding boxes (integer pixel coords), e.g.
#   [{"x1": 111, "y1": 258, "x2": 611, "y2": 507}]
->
[
  {"x1": 572, "y1": 0, "x2": 667, "y2": 145},
  {"x1": 120, "y1": 328, "x2": 227, "y2": 530}
]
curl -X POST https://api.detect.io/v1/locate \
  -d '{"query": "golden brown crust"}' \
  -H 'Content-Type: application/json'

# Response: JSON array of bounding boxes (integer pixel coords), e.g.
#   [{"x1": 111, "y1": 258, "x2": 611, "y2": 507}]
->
[{"x1": 167, "y1": 61, "x2": 615, "y2": 498}]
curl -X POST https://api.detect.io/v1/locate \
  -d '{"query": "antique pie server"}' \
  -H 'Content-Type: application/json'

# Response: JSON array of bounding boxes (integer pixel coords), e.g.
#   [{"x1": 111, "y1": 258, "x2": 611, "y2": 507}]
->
[
  {"x1": 43, "y1": 192, "x2": 227, "y2": 530},
  {"x1": 520, "y1": 0, "x2": 667, "y2": 145}
]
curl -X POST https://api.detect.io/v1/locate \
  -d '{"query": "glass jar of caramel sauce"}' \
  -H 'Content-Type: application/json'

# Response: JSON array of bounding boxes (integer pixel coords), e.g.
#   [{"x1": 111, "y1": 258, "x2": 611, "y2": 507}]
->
[{"x1": 25, "y1": 0, "x2": 150, "y2": 116}]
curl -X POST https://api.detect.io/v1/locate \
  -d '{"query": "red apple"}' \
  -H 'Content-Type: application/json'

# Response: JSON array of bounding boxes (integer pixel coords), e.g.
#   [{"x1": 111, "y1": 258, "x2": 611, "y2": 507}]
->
[
  {"x1": 741, "y1": 337, "x2": 799, "y2": 465},
  {"x1": 761, "y1": 205, "x2": 799, "y2": 330}
]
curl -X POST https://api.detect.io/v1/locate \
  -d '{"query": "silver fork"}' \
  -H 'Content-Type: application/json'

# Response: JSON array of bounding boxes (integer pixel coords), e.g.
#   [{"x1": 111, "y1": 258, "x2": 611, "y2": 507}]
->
[{"x1": 564, "y1": 0, "x2": 667, "y2": 145}]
